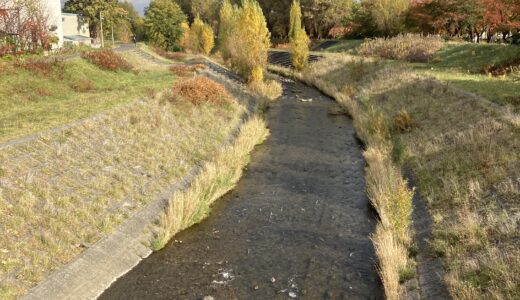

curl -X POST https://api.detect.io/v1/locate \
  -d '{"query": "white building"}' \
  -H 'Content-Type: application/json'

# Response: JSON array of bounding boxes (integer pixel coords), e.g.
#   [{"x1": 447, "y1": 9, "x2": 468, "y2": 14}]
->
[
  {"x1": 43, "y1": 0, "x2": 64, "y2": 48},
  {"x1": 62, "y1": 12, "x2": 91, "y2": 46}
]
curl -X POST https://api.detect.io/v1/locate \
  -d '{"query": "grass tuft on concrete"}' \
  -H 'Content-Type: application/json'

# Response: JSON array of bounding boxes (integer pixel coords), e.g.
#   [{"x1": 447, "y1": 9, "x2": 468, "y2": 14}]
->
[{"x1": 152, "y1": 116, "x2": 269, "y2": 250}]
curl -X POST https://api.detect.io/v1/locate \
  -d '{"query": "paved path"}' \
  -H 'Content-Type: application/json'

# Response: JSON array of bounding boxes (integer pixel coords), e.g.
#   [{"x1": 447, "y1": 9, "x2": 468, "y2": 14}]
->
[{"x1": 99, "y1": 77, "x2": 383, "y2": 300}]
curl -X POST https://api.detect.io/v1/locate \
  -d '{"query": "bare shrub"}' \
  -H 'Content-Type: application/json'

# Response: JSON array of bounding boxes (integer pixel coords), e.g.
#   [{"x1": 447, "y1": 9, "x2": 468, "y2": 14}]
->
[
  {"x1": 171, "y1": 76, "x2": 233, "y2": 105},
  {"x1": 81, "y1": 50, "x2": 133, "y2": 72},
  {"x1": 358, "y1": 34, "x2": 444, "y2": 62}
]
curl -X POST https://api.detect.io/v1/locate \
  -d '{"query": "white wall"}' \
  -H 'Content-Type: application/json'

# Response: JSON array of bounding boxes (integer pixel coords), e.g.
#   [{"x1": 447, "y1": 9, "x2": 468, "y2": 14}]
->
[{"x1": 43, "y1": 0, "x2": 64, "y2": 48}]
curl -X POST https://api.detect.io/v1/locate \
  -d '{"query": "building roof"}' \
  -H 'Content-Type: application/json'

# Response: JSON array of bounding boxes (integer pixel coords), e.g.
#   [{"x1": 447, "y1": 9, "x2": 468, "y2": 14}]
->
[{"x1": 63, "y1": 35, "x2": 91, "y2": 41}]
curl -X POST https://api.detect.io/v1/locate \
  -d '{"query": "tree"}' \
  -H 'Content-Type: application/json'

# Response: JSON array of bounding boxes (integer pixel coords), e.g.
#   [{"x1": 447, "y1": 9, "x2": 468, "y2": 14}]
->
[
  {"x1": 289, "y1": 0, "x2": 302, "y2": 40},
  {"x1": 290, "y1": 0, "x2": 310, "y2": 70},
  {"x1": 224, "y1": 0, "x2": 271, "y2": 81},
  {"x1": 218, "y1": 0, "x2": 236, "y2": 59},
  {"x1": 64, "y1": 0, "x2": 126, "y2": 40},
  {"x1": 189, "y1": 16, "x2": 214, "y2": 55},
  {"x1": 175, "y1": 0, "x2": 221, "y2": 29},
  {"x1": 144, "y1": 0, "x2": 186, "y2": 51},
  {"x1": 301, "y1": 0, "x2": 353, "y2": 38},
  {"x1": 366, "y1": 0, "x2": 410, "y2": 36},
  {"x1": 119, "y1": 1, "x2": 145, "y2": 41}
]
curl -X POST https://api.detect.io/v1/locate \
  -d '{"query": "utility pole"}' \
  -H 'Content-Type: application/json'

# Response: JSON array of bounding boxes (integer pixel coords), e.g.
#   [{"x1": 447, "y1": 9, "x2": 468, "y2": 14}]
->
[
  {"x1": 100, "y1": 11, "x2": 104, "y2": 48},
  {"x1": 111, "y1": 26, "x2": 114, "y2": 46}
]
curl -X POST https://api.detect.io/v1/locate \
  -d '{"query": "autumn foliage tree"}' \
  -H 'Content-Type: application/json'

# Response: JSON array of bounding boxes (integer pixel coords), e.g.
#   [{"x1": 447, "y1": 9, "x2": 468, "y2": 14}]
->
[
  {"x1": 220, "y1": 0, "x2": 271, "y2": 82},
  {"x1": 289, "y1": 0, "x2": 310, "y2": 70},
  {"x1": 188, "y1": 15, "x2": 214, "y2": 55},
  {"x1": 217, "y1": 0, "x2": 235, "y2": 59}
]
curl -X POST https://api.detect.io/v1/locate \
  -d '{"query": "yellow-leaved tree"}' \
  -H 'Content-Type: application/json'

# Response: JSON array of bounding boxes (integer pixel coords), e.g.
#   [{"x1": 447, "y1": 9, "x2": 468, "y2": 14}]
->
[
  {"x1": 189, "y1": 16, "x2": 215, "y2": 55},
  {"x1": 218, "y1": 0, "x2": 236, "y2": 60},
  {"x1": 289, "y1": 0, "x2": 309, "y2": 70},
  {"x1": 224, "y1": 0, "x2": 271, "y2": 82}
]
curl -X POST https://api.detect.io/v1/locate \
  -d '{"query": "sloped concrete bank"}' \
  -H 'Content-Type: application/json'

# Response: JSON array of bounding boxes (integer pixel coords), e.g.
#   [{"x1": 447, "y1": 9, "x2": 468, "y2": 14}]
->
[{"x1": 21, "y1": 67, "x2": 263, "y2": 300}]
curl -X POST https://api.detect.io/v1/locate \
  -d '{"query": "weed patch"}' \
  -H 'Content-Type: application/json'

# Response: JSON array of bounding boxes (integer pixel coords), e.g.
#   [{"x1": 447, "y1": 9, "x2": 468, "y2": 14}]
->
[
  {"x1": 13, "y1": 58, "x2": 63, "y2": 76},
  {"x1": 359, "y1": 34, "x2": 444, "y2": 62},
  {"x1": 81, "y1": 50, "x2": 133, "y2": 72}
]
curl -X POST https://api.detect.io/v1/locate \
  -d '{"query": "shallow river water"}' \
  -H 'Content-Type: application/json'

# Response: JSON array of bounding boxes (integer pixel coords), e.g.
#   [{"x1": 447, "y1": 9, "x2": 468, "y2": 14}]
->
[{"x1": 99, "y1": 78, "x2": 383, "y2": 300}]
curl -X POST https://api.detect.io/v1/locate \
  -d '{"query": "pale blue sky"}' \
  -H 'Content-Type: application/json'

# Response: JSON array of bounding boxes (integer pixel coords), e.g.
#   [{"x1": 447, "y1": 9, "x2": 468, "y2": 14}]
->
[{"x1": 60, "y1": 0, "x2": 149, "y2": 16}]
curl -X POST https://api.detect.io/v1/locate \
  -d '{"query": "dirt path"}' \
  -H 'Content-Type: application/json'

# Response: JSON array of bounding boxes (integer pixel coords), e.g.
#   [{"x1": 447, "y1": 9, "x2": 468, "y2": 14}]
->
[{"x1": 98, "y1": 78, "x2": 383, "y2": 300}]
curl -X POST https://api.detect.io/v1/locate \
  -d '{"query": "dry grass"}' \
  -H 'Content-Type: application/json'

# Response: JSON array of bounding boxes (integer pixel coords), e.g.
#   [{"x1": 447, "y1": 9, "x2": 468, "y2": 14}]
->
[
  {"x1": 0, "y1": 79, "x2": 245, "y2": 299},
  {"x1": 169, "y1": 64, "x2": 206, "y2": 77},
  {"x1": 359, "y1": 34, "x2": 444, "y2": 62},
  {"x1": 81, "y1": 50, "x2": 133, "y2": 72},
  {"x1": 284, "y1": 54, "x2": 520, "y2": 299},
  {"x1": 171, "y1": 76, "x2": 233, "y2": 105},
  {"x1": 152, "y1": 116, "x2": 269, "y2": 249},
  {"x1": 248, "y1": 79, "x2": 283, "y2": 101}
]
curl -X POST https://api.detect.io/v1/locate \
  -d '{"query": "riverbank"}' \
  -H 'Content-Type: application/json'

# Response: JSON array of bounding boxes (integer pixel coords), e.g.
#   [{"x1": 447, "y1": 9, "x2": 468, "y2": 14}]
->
[
  {"x1": 270, "y1": 53, "x2": 520, "y2": 298},
  {"x1": 0, "y1": 50, "x2": 266, "y2": 299}
]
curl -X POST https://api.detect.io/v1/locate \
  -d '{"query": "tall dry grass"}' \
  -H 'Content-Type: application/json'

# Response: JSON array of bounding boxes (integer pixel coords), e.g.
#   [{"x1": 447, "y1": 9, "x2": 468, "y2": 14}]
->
[
  {"x1": 358, "y1": 34, "x2": 444, "y2": 62},
  {"x1": 152, "y1": 116, "x2": 269, "y2": 249}
]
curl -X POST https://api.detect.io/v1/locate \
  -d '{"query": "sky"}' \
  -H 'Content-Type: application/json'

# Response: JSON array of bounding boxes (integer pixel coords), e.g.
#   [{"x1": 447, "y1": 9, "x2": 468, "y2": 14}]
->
[{"x1": 60, "y1": 0, "x2": 150, "y2": 16}]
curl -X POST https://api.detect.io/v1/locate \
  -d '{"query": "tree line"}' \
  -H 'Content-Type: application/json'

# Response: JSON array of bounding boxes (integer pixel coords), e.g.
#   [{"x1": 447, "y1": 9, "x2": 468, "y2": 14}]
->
[{"x1": 59, "y1": 0, "x2": 520, "y2": 44}]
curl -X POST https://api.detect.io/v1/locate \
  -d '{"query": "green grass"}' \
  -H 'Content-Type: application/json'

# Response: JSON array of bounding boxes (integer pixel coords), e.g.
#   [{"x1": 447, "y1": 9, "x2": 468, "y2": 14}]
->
[
  {"x1": 321, "y1": 39, "x2": 364, "y2": 53},
  {"x1": 0, "y1": 58, "x2": 173, "y2": 144},
  {"x1": 313, "y1": 40, "x2": 520, "y2": 111},
  {"x1": 424, "y1": 42, "x2": 520, "y2": 73},
  {"x1": 423, "y1": 70, "x2": 520, "y2": 111},
  {"x1": 409, "y1": 42, "x2": 520, "y2": 112}
]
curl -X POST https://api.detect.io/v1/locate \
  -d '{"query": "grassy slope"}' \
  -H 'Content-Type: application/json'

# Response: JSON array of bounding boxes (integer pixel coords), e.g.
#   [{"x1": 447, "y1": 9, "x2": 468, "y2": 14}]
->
[
  {"x1": 416, "y1": 43, "x2": 520, "y2": 111},
  {"x1": 0, "y1": 57, "x2": 172, "y2": 144},
  {"x1": 0, "y1": 51, "x2": 250, "y2": 299},
  {"x1": 324, "y1": 40, "x2": 520, "y2": 112}
]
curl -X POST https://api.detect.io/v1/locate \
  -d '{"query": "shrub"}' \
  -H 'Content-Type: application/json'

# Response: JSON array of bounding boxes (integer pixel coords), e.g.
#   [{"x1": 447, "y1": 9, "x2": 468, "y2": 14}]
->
[
  {"x1": 81, "y1": 50, "x2": 133, "y2": 72},
  {"x1": 358, "y1": 34, "x2": 444, "y2": 62},
  {"x1": 171, "y1": 76, "x2": 232, "y2": 105}
]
